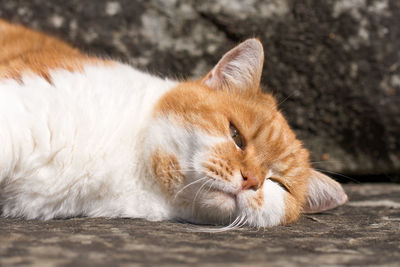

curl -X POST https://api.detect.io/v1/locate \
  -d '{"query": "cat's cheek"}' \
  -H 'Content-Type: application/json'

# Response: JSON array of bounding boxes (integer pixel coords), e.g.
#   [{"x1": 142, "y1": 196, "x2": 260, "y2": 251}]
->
[{"x1": 150, "y1": 148, "x2": 185, "y2": 196}]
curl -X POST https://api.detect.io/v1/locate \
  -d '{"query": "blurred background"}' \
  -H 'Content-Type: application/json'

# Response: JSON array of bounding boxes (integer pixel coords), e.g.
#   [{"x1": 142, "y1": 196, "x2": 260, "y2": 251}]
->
[{"x1": 1, "y1": 0, "x2": 399, "y2": 182}]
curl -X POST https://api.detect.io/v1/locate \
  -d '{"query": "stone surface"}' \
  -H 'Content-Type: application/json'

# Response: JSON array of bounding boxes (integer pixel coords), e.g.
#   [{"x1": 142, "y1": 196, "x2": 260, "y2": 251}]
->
[
  {"x1": 1, "y1": 184, "x2": 399, "y2": 266},
  {"x1": 0, "y1": 0, "x2": 399, "y2": 177}
]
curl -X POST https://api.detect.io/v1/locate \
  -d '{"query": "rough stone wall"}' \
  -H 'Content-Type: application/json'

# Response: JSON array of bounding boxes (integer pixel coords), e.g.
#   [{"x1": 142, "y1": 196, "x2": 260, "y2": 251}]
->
[{"x1": 1, "y1": 0, "x2": 399, "y2": 177}]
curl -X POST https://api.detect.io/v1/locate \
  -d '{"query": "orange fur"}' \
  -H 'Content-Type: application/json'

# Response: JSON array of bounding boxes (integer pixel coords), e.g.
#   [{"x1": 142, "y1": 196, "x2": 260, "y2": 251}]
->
[
  {"x1": 249, "y1": 190, "x2": 264, "y2": 209},
  {"x1": 0, "y1": 20, "x2": 346, "y2": 226},
  {"x1": 151, "y1": 149, "x2": 185, "y2": 196},
  {"x1": 0, "y1": 19, "x2": 108, "y2": 82},
  {"x1": 154, "y1": 80, "x2": 311, "y2": 223}
]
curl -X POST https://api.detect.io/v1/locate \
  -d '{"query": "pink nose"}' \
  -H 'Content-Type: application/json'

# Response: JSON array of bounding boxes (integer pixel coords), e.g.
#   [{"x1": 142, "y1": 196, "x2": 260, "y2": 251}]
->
[{"x1": 241, "y1": 171, "x2": 260, "y2": 191}]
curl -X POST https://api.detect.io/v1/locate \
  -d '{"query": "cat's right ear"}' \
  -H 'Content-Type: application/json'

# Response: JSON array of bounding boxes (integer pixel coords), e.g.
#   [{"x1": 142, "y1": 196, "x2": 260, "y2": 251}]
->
[
  {"x1": 201, "y1": 38, "x2": 264, "y2": 92},
  {"x1": 303, "y1": 170, "x2": 348, "y2": 214}
]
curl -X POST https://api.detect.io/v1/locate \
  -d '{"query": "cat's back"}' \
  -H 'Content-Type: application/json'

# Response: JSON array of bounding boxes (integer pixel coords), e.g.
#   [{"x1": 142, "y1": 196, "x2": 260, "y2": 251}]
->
[
  {"x1": 0, "y1": 19, "x2": 104, "y2": 82},
  {"x1": 0, "y1": 19, "x2": 175, "y2": 146},
  {"x1": 0, "y1": 19, "x2": 173, "y2": 97},
  {"x1": 0, "y1": 19, "x2": 178, "y2": 165},
  {"x1": 0, "y1": 20, "x2": 179, "y2": 219}
]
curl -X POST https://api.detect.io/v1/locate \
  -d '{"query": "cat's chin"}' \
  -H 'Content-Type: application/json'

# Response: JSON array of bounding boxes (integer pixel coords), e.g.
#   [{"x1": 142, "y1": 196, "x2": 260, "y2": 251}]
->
[
  {"x1": 177, "y1": 190, "x2": 238, "y2": 226},
  {"x1": 201, "y1": 190, "x2": 237, "y2": 215}
]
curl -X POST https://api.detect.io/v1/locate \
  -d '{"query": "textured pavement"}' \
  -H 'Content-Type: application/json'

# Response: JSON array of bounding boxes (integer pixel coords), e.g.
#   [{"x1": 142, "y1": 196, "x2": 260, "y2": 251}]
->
[{"x1": 1, "y1": 184, "x2": 399, "y2": 266}]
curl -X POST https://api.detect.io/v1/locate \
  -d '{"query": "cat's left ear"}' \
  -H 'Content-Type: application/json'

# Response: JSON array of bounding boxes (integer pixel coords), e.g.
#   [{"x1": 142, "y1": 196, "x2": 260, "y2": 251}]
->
[
  {"x1": 303, "y1": 170, "x2": 348, "y2": 214},
  {"x1": 201, "y1": 38, "x2": 264, "y2": 92}
]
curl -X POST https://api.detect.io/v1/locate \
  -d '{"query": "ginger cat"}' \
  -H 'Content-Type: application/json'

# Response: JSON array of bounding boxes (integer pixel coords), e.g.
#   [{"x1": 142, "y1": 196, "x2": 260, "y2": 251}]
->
[{"x1": 0, "y1": 19, "x2": 347, "y2": 228}]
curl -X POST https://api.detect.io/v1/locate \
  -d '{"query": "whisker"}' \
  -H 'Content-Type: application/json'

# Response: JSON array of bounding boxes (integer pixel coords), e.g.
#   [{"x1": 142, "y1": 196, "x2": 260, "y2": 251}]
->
[
  {"x1": 240, "y1": 218, "x2": 248, "y2": 228},
  {"x1": 310, "y1": 160, "x2": 346, "y2": 165},
  {"x1": 204, "y1": 180, "x2": 216, "y2": 195},
  {"x1": 223, "y1": 215, "x2": 247, "y2": 232},
  {"x1": 228, "y1": 215, "x2": 241, "y2": 229},
  {"x1": 191, "y1": 180, "x2": 213, "y2": 214},
  {"x1": 277, "y1": 91, "x2": 296, "y2": 107},
  {"x1": 160, "y1": 169, "x2": 197, "y2": 174},
  {"x1": 313, "y1": 168, "x2": 360, "y2": 183},
  {"x1": 227, "y1": 215, "x2": 242, "y2": 228},
  {"x1": 229, "y1": 215, "x2": 242, "y2": 230},
  {"x1": 236, "y1": 215, "x2": 247, "y2": 229},
  {"x1": 190, "y1": 215, "x2": 242, "y2": 233},
  {"x1": 173, "y1": 177, "x2": 208, "y2": 200}
]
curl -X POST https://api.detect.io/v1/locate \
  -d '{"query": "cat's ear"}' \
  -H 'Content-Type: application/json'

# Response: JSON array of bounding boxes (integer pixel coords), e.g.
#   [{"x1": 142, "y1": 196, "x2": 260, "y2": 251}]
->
[
  {"x1": 201, "y1": 38, "x2": 264, "y2": 92},
  {"x1": 303, "y1": 169, "x2": 348, "y2": 214}
]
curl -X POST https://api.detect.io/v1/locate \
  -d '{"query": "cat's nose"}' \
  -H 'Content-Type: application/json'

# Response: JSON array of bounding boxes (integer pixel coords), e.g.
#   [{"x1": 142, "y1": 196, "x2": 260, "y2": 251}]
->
[{"x1": 241, "y1": 171, "x2": 260, "y2": 191}]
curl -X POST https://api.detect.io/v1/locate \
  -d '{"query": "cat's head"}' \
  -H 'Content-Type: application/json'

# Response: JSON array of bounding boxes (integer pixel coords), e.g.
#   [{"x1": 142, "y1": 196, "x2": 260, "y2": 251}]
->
[{"x1": 148, "y1": 39, "x2": 347, "y2": 227}]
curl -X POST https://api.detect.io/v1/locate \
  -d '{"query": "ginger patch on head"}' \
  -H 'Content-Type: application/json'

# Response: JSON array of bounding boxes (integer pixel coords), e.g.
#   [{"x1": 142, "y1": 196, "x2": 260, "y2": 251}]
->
[{"x1": 150, "y1": 149, "x2": 185, "y2": 196}]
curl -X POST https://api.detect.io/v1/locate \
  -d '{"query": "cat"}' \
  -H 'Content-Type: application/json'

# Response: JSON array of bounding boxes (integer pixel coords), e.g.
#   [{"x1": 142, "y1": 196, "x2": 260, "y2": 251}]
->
[{"x1": 0, "y1": 19, "x2": 348, "y2": 228}]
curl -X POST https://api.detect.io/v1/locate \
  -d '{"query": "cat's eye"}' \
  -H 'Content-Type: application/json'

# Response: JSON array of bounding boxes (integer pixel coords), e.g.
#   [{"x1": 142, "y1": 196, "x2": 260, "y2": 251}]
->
[{"x1": 229, "y1": 123, "x2": 245, "y2": 150}]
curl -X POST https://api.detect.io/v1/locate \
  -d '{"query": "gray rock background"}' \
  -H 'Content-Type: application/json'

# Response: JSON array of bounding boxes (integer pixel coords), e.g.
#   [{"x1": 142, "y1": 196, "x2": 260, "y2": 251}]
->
[{"x1": 1, "y1": 0, "x2": 399, "y2": 179}]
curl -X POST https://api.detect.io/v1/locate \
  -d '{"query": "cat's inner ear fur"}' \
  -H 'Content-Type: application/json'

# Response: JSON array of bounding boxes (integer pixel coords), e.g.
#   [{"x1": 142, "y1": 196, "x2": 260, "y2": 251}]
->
[
  {"x1": 201, "y1": 38, "x2": 264, "y2": 92},
  {"x1": 303, "y1": 170, "x2": 348, "y2": 214}
]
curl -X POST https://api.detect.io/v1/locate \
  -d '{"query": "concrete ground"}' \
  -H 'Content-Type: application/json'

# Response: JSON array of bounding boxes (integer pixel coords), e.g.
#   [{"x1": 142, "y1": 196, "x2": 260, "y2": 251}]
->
[{"x1": 1, "y1": 184, "x2": 399, "y2": 266}]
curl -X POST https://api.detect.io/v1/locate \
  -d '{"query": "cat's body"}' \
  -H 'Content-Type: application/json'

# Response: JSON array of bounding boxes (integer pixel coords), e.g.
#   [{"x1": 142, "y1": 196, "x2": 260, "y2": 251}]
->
[{"x1": 0, "y1": 20, "x2": 347, "y2": 227}]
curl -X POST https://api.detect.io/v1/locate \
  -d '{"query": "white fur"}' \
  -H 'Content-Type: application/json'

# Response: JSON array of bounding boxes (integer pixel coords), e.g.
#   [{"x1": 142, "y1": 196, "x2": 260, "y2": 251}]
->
[
  {"x1": 241, "y1": 179, "x2": 286, "y2": 227},
  {"x1": 303, "y1": 170, "x2": 348, "y2": 213},
  {"x1": 0, "y1": 63, "x2": 177, "y2": 220},
  {"x1": 143, "y1": 117, "x2": 230, "y2": 221},
  {"x1": 0, "y1": 62, "x2": 289, "y2": 227}
]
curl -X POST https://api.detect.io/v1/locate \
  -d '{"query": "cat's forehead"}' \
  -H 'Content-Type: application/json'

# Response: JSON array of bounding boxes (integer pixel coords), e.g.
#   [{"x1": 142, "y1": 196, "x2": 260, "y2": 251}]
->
[
  {"x1": 153, "y1": 81, "x2": 279, "y2": 134},
  {"x1": 153, "y1": 81, "x2": 304, "y2": 167}
]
